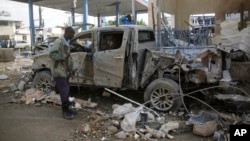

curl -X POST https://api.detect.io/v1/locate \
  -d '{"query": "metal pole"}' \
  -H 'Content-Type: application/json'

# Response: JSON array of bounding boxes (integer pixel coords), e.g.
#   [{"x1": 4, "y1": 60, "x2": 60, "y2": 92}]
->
[
  {"x1": 132, "y1": 0, "x2": 135, "y2": 24},
  {"x1": 134, "y1": 11, "x2": 137, "y2": 24},
  {"x1": 97, "y1": 13, "x2": 101, "y2": 27},
  {"x1": 71, "y1": 8, "x2": 75, "y2": 26},
  {"x1": 115, "y1": 2, "x2": 120, "y2": 27},
  {"x1": 39, "y1": 6, "x2": 42, "y2": 27},
  {"x1": 28, "y1": 0, "x2": 35, "y2": 51},
  {"x1": 82, "y1": 0, "x2": 88, "y2": 30}
]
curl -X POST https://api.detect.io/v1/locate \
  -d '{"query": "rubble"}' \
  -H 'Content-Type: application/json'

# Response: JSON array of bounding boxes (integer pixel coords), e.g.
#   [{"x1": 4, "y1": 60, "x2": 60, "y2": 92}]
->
[
  {"x1": 17, "y1": 80, "x2": 26, "y2": 91},
  {"x1": 0, "y1": 74, "x2": 8, "y2": 80},
  {"x1": 193, "y1": 120, "x2": 218, "y2": 137}
]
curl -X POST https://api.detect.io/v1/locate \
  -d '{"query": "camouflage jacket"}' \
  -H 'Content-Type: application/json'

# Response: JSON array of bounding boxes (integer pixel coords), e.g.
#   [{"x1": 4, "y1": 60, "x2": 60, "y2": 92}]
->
[{"x1": 49, "y1": 36, "x2": 73, "y2": 78}]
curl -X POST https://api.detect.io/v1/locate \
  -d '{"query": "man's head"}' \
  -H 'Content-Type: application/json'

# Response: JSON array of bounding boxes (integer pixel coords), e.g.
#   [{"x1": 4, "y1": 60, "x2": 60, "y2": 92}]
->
[{"x1": 64, "y1": 27, "x2": 75, "y2": 40}]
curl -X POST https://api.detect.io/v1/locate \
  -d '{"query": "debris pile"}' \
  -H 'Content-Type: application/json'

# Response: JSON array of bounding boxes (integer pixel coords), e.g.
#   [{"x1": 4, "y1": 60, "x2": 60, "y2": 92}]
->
[{"x1": 67, "y1": 88, "x2": 250, "y2": 141}]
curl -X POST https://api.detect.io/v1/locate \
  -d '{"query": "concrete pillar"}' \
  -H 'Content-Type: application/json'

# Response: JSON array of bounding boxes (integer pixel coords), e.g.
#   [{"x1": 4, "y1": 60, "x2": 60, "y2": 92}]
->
[
  {"x1": 148, "y1": 0, "x2": 157, "y2": 30},
  {"x1": 175, "y1": 0, "x2": 189, "y2": 29}
]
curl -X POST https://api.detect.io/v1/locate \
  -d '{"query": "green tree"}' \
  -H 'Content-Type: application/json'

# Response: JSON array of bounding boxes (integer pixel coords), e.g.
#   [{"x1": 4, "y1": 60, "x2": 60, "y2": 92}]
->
[
  {"x1": 136, "y1": 19, "x2": 146, "y2": 26},
  {"x1": 107, "y1": 20, "x2": 115, "y2": 26}
]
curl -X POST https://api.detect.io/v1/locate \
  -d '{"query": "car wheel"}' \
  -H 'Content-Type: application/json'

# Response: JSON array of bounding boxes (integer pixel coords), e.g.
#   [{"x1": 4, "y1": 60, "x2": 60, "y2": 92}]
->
[
  {"x1": 144, "y1": 78, "x2": 182, "y2": 112},
  {"x1": 33, "y1": 71, "x2": 55, "y2": 93}
]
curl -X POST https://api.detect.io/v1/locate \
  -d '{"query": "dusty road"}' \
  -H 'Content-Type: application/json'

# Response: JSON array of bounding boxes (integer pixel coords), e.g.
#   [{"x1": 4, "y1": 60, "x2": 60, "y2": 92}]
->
[{"x1": 0, "y1": 58, "x2": 209, "y2": 141}]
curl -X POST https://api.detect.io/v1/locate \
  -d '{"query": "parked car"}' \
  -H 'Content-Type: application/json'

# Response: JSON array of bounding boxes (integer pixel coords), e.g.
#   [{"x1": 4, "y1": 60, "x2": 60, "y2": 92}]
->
[{"x1": 15, "y1": 40, "x2": 30, "y2": 49}]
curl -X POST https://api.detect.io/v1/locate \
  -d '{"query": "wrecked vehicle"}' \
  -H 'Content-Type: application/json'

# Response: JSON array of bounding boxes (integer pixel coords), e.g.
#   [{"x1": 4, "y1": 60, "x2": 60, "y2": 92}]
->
[
  {"x1": 34, "y1": 36, "x2": 59, "y2": 52},
  {"x1": 31, "y1": 25, "x2": 249, "y2": 112}
]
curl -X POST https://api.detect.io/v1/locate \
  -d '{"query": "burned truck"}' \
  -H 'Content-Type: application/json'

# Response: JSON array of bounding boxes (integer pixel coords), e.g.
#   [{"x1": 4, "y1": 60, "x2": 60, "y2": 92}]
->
[{"x1": 31, "y1": 25, "x2": 248, "y2": 112}]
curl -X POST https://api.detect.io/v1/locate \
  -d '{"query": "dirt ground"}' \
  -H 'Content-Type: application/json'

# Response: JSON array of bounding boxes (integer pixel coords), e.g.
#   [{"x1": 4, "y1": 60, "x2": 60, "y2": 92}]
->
[{"x1": 0, "y1": 58, "x2": 212, "y2": 141}]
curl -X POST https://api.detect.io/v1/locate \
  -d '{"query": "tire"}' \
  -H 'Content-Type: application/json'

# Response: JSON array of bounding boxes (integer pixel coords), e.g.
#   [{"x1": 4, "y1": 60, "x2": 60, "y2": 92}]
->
[
  {"x1": 144, "y1": 78, "x2": 182, "y2": 112},
  {"x1": 33, "y1": 71, "x2": 55, "y2": 93}
]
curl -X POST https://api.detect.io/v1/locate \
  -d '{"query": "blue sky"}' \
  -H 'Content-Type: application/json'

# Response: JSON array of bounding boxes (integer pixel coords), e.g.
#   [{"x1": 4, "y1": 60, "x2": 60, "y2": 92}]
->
[{"x1": 0, "y1": 0, "x2": 148, "y2": 28}]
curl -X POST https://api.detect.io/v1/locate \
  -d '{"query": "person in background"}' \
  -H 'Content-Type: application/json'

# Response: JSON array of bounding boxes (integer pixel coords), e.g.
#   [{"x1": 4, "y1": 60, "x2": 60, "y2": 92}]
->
[
  {"x1": 11, "y1": 38, "x2": 16, "y2": 48},
  {"x1": 120, "y1": 15, "x2": 133, "y2": 25},
  {"x1": 9, "y1": 40, "x2": 12, "y2": 48},
  {"x1": 49, "y1": 27, "x2": 76, "y2": 120}
]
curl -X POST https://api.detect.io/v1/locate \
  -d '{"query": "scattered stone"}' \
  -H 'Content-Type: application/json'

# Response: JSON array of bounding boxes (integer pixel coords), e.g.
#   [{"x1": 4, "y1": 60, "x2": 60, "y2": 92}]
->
[
  {"x1": 0, "y1": 74, "x2": 8, "y2": 80},
  {"x1": 76, "y1": 98, "x2": 98, "y2": 108},
  {"x1": 114, "y1": 131, "x2": 127, "y2": 139},
  {"x1": 6, "y1": 66, "x2": 21, "y2": 71},
  {"x1": 9, "y1": 83, "x2": 18, "y2": 91},
  {"x1": 111, "y1": 120, "x2": 120, "y2": 127},
  {"x1": 82, "y1": 124, "x2": 91, "y2": 133},
  {"x1": 193, "y1": 120, "x2": 218, "y2": 137},
  {"x1": 2, "y1": 90, "x2": 9, "y2": 93},
  {"x1": 20, "y1": 88, "x2": 44, "y2": 104},
  {"x1": 102, "y1": 91, "x2": 110, "y2": 97},
  {"x1": 134, "y1": 133, "x2": 140, "y2": 140},
  {"x1": 45, "y1": 92, "x2": 61, "y2": 105},
  {"x1": 107, "y1": 126, "x2": 118, "y2": 135},
  {"x1": 17, "y1": 80, "x2": 26, "y2": 91}
]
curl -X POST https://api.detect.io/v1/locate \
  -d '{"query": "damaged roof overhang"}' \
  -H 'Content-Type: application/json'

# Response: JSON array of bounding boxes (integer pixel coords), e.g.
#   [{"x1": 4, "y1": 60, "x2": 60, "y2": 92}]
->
[{"x1": 10, "y1": 0, "x2": 148, "y2": 16}]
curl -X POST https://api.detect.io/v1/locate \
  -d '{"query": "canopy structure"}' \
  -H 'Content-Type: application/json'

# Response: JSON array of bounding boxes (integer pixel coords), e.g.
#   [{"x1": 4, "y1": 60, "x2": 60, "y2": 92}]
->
[
  {"x1": 11, "y1": 0, "x2": 148, "y2": 16},
  {"x1": 10, "y1": 0, "x2": 148, "y2": 49}
]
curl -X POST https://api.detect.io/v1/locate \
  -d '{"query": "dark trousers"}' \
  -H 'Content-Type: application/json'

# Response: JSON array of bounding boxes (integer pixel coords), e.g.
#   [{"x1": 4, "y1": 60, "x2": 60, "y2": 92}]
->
[{"x1": 54, "y1": 77, "x2": 70, "y2": 111}]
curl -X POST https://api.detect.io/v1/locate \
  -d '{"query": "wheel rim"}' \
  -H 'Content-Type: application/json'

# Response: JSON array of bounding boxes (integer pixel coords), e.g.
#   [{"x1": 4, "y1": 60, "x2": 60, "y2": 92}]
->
[
  {"x1": 150, "y1": 87, "x2": 174, "y2": 111},
  {"x1": 36, "y1": 76, "x2": 51, "y2": 93}
]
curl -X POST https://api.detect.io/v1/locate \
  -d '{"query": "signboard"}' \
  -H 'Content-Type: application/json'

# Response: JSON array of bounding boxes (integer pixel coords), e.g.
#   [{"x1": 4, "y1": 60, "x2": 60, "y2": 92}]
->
[{"x1": 136, "y1": 0, "x2": 148, "y2": 8}]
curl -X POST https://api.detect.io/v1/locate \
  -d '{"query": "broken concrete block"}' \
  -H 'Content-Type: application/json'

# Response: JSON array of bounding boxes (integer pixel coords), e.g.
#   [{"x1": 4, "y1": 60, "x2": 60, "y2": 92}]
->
[
  {"x1": 2, "y1": 90, "x2": 9, "y2": 93},
  {"x1": 114, "y1": 131, "x2": 127, "y2": 139},
  {"x1": 102, "y1": 91, "x2": 110, "y2": 97},
  {"x1": 9, "y1": 83, "x2": 18, "y2": 91},
  {"x1": 107, "y1": 126, "x2": 118, "y2": 135},
  {"x1": 159, "y1": 121, "x2": 180, "y2": 139},
  {"x1": 111, "y1": 120, "x2": 120, "y2": 127},
  {"x1": 18, "y1": 80, "x2": 26, "y2": 91},
  {"x1": 82, "y1": 124, "x2": 91, "y2": 133},
  {"x1": 72, "y1": 102, "x2": 82, "y2": 109},
  {"x1": 0, "y1": 48, "x2": 15, "y2": 62},
  {"x1": 76, "y1": 98, "x2": 98, "y2": 108},
  {"x1": 0, "y1": 74, "x2": 8, "y2": 80},
  {"x1": 134, "y1": 133, "x2": 140, "y2": 140},
  {"x1": 21, "y1": 88, "x2": 44, "y2": 104},
  {"x1": 45, "y1": 92, "x2": 61, "y2": 105},
  {"x1": 111, "y1": 104, "x2": 119, "y2": 110},
  {"x1": 193, "y1": 120, "x2": 218, "y2": 137}
]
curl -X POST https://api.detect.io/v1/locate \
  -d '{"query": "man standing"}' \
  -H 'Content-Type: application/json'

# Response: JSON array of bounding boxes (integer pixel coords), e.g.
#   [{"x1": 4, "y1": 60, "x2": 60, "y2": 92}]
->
[{"x1": 49, "y1": 27, "x2": 76, "y2": 119}]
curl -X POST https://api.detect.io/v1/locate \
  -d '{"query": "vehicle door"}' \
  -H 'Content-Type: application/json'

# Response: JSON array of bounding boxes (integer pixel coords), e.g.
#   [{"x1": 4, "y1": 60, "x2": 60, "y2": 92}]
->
[
  {"x1": 69, "y1": 32, "x2": 95, "y2": 85},
  {"x1": 93, "y1": 29, "x2": 128, "y2": 87}
]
